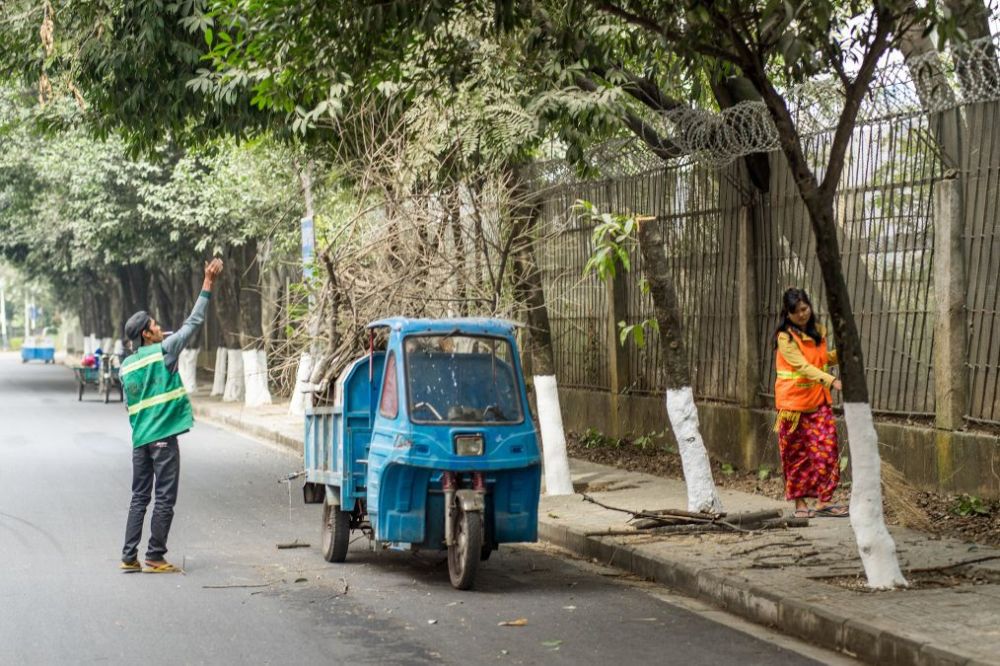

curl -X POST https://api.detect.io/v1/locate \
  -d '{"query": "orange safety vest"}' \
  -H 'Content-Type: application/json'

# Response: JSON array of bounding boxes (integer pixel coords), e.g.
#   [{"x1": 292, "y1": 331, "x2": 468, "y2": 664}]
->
[{"x1": 775, "y1": 328, "x2": 832, "y2": 412}]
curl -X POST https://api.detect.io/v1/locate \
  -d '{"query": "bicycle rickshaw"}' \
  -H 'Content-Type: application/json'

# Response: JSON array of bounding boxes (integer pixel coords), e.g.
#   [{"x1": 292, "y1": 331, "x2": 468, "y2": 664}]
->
[
  {"x1": 74, "y1": 350, "x2": 123, "y2": 402},
  {"x1": 302, "y1": 317, "x2": 542, "y2": 589}
]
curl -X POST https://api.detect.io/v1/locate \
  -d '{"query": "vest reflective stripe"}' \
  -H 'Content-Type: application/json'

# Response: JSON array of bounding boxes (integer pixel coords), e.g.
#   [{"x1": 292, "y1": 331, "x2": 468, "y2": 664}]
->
[
  {"x1": 127, "y1": 386, "x2": 188, "y2": 416},
  {"x1": 119, "y1": 352, "x2": 164, "y2": 377}
]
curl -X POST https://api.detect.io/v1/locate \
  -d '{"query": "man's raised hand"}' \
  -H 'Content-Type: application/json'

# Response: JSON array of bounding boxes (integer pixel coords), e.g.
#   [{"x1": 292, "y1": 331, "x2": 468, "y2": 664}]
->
[{"x1": 203, "y1": 258, "x2": 224, "y2": 290}]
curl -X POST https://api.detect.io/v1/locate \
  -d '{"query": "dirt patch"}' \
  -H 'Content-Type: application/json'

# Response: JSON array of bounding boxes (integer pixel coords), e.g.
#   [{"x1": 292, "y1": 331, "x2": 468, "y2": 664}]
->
[
  {"x1": 818, "y1": 565, "x2": 1000, "y2": 592},
  {"x1": 566, "y1": 431, "x2": 1000, "y2": 548}
]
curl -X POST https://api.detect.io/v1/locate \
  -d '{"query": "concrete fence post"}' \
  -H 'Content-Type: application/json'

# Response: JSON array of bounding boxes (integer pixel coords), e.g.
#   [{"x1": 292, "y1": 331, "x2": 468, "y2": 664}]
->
[{"x1": 932, "y1": 175, "x2": 967, "y2": 431}]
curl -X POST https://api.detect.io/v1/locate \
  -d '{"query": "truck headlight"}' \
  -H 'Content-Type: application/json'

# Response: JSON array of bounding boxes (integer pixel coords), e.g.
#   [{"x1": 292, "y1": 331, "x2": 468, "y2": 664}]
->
[{"x1": 454, "y1": 434, "x2": 484, "y2": 456}]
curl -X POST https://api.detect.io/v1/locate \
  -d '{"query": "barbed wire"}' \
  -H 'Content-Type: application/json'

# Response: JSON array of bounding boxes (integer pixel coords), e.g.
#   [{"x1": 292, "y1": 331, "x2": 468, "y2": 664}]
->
[{"x1": 533, "y1": 34, "x2": 1000, "y2": 182}]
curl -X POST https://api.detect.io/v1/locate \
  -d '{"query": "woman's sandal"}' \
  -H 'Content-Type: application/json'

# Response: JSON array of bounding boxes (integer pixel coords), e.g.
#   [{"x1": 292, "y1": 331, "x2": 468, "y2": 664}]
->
[
  {"x1": 793, "y1": 508, "x2": 815, "y2": 518},
  {"x1": 142, "y1": 561, "x2": 181, "y2": 574},
  {"x1": 814, "y1": 504, "x2": 849, "y2": 517}
]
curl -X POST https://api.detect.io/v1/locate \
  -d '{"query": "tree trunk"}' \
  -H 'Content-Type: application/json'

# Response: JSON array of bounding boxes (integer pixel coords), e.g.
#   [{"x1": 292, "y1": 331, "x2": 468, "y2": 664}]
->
[
  {"x1": 115, "y1": 264, "x2": 150, "y2": 336},
  {"x1": 636, "y1": 220, "x2": 722, "y2": 514},
  {"x1": 79, "y1": 293, "x2": 95, "y2": 339},
  {"x1": 898, "y1": 0, "x2": 964, "y2": 167},
  {"x1": 946, "y1": 0, "x2": 1000, "y2": 94},
  {"x1": 449, "y1": 188, "x2": 470, "y2": 315},
  {"x1": 235, "y1": 240, "x2": 271, "y2": 407},
  {"x1": 215, "y1": 248, "x2": 242, "y2": 349},
  {"x1": 748, "y1": 55, "x2": 908, "y2": 586},
  {"x1": 215, "y1": 245, "x2": 245, "y2": 400},
  {"x1": 801, "y1": 196, "x2": 907, "y2": 588},
  {"x1": 509, "y1": 167, "x2": 573, "y2": 496},
  {"x1": 237, "y1": 241, "x2": 263, "y2": 349},
  {"x1": 714, "y1": 75, "x2": 912, "y2": 364}
]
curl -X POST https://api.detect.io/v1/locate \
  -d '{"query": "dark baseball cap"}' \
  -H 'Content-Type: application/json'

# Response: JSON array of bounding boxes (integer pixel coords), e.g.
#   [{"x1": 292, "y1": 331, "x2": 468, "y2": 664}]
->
[{"x1": 124, "y1": 311, "x2": 152, "y2": 341}]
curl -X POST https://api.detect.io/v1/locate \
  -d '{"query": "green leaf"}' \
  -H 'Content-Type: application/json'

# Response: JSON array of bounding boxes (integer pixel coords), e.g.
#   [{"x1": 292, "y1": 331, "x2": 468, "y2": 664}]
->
[{"x1": 633, "y1": 324, "x2": 644, "y2": 349}]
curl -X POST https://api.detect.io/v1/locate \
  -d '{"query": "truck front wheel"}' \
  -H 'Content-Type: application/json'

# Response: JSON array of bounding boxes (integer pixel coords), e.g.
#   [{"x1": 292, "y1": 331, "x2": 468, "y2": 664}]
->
[{"x1": 448, "y1": 507, "x2": 482, "y2": 590}]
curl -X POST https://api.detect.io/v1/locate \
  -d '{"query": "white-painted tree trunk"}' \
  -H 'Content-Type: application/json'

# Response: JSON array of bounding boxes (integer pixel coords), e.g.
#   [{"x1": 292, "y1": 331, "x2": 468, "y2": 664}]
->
[
  {"x1": 665, "y1": 387, "x2": 723, "y2": 513},
  {"x1": 178, "y1": 348, "x2": 199, "y2": 394},
  {"x1": 534, "y1": 375, "x2": 574, "y2": 495},
  {"x1": 211, "y1": 347, "x2": 228, "y2": 396},
  {"x1": 223, "y1": 349, "x2": 245, "y2": 402},
  {"x1": 844, "y1": 402, "x2": 908, "y2": 589},
  {"x1": 243, "y1": 349, "x2": 273, "y2": 408},
  {"x1": 289, "y1": 352, "x2": 314, "y2": 416}
]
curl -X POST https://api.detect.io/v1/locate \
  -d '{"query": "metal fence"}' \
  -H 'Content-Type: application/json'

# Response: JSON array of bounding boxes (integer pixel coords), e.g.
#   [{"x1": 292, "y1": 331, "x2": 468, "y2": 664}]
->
[
  {"x1": 535, "y1": 107, "x2": 969, "y2": 420},
  {"x1": 754, "y1": 114, "x2": 940, "y2": 416},
  {"x1": 963, "y1": 102, "x2": 1000, "y2": 424},
  {"x1": 537, "y1": 184, "x2": 609, "y2": 391}
]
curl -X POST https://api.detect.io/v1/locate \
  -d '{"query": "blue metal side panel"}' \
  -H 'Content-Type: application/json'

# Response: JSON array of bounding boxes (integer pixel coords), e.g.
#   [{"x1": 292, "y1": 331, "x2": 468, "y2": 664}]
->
[
  {"x1": 333, "y1": 353, "x2": 385, "y2": 509},
  {"x1": 490, "y1": 466, "x2": 541, "y2": 543},
  {"x1": 374, "y1": 464, "x2": 432, "y2": 543},
  {"x1": 304, "y1": 408, "x2": 341, "y2": 486},
  {"x1": 421, "y1": 492, "x2": 446, "y2": 549},
  {"x1": 346, "y1": 413, "x2": 371, "y2": 497}
]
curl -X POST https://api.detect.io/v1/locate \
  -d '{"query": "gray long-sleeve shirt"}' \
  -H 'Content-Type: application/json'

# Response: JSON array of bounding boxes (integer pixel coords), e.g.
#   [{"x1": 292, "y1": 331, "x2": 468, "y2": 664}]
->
[{"x1": 161, "y1": 290, "x2": 211, "y2": 373}]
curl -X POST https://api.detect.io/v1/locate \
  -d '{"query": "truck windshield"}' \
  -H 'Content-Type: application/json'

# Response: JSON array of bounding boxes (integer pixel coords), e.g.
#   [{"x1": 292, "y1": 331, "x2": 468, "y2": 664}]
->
[{"x1": 404, "y1": 334, "x2": 523, "y2": 424}]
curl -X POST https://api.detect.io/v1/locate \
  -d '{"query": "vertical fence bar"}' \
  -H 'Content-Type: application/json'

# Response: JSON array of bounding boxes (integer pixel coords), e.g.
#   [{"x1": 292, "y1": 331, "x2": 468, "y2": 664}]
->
[{"x1": 736, "y1": 204, "x2": 760, "y2": 408}]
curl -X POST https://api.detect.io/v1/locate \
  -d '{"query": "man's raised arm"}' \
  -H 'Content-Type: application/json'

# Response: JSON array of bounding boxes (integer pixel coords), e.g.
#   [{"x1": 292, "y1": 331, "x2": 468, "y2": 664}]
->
[{"x1": 162, "y1": 258, "x2": 224, "y2": 370}]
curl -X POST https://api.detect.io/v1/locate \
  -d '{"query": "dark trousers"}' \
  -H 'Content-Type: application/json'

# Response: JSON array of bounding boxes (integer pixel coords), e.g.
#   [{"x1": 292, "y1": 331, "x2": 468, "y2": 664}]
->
[{"x1": 121, "y1": 436, "x2": 181, "y2": 562}]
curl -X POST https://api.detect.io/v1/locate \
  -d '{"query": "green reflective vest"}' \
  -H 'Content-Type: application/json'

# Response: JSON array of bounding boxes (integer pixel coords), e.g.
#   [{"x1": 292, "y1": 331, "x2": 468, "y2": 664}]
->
[{"x1": 120, "y1": 343, "x2": 194, "y2": 447}]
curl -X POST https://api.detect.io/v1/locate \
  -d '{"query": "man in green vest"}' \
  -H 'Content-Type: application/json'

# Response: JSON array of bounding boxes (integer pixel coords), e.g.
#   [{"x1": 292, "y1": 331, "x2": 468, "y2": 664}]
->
[{"x1": 119, "y1": 258, "x2": 224, "y2": 573}]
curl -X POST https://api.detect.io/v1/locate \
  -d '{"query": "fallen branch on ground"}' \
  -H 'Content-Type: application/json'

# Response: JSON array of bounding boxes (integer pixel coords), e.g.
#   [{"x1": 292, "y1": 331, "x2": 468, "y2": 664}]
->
[{"x1": 582, "y1": 494, "x2": 801, "y2": 533}]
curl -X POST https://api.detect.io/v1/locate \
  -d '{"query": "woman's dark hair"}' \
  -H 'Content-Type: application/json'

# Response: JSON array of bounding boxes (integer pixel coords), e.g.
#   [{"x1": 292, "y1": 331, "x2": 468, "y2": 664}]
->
[{"x1": 775, "y1": 288, "x2": 822, "y2": 344}]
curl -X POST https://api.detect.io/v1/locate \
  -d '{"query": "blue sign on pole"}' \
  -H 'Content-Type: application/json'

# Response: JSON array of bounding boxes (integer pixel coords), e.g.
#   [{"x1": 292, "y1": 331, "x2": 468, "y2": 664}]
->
[{"x1": 300, "y1": 216, "x2": 315, "y2": 281}]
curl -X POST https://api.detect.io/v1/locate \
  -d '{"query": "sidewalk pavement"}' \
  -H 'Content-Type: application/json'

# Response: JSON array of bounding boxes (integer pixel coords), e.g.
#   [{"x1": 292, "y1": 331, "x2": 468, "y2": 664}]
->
[{"x1": 190, "y1": 394, "x2": 1000, "y2": 665}]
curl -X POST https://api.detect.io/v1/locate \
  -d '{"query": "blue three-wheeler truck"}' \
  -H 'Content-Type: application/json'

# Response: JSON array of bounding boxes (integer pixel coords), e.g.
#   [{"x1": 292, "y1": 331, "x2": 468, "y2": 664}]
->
[{"x1": 302, "y1": 317, "x2": 542, "y2": 589}]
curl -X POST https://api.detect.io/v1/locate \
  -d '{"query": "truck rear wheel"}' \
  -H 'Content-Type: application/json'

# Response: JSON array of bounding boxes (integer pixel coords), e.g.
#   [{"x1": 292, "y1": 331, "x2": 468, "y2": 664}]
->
[
  {"x1": 448, "y1": 507, "x2": 482, "y2": 590},
  {"x1": 321, "y1": 500, "x2": 351, "y2": 563}
]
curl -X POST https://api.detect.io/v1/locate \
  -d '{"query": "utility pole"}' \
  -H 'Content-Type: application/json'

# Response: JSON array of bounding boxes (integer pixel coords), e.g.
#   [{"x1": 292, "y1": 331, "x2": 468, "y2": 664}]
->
[
  {"x1": 299, "y1": 159, "x2": 316, "y2": 283},
  {"x1": 289, "y1": 158, "x2": 318, "y2": 415}
]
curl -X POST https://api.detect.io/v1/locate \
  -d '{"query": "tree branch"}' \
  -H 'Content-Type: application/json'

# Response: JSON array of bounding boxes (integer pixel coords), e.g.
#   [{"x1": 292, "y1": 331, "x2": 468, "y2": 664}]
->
[
  {"x1": 820, "y1": 9, "x2": 895, "y2": 197},
  {"x1": 589, "y1": 64, "x2": 686, "y2": 113},
  {"x1": 575, "y1": 74, "x2": 684, "y2": 160},
  {"x1": 593, "y1": 1, "x2": 664, "y2": 35},
  {"x1": 592, "y1": 1, "x2": 741, "y2": 62}
]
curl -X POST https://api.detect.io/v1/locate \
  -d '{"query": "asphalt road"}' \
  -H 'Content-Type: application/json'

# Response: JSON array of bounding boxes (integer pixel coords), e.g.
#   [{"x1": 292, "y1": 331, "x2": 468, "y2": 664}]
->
[{"x1": 0, "y1": 353, "x2": 849, "y2": 665}]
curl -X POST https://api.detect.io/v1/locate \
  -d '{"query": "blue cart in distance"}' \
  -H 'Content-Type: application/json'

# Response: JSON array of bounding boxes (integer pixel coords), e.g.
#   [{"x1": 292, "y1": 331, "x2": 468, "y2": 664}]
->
[
  {"x1": 303, "y1": 317, "x2": 542, "y2": 589},
  {"x1": 21, "y1": 338, "x2": 55, "y2": 364}
]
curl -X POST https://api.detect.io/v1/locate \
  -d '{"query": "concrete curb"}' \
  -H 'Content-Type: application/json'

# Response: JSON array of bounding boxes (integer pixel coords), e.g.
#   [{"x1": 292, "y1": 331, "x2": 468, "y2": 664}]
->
[
  {"x1": 536, "y1": 520, "x2": 982, "y2": 666},
  {"x1": 192, "y1": 398, "x2": 990, "y2": 666},
  {"x1": 191, "y1": 401, "x2": 301, "y2": 453}
]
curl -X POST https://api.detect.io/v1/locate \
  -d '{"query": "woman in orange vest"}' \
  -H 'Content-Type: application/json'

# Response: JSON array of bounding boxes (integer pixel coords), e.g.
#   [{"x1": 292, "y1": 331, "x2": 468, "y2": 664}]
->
[{"x1": 774, "y1": 288, "x2": 848, "y2": 518}]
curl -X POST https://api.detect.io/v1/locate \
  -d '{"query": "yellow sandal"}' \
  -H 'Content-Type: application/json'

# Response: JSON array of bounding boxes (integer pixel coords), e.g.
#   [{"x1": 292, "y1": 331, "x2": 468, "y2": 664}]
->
[{"x1": 142, "y1": 561, "x2": 181, "y2": 574}]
